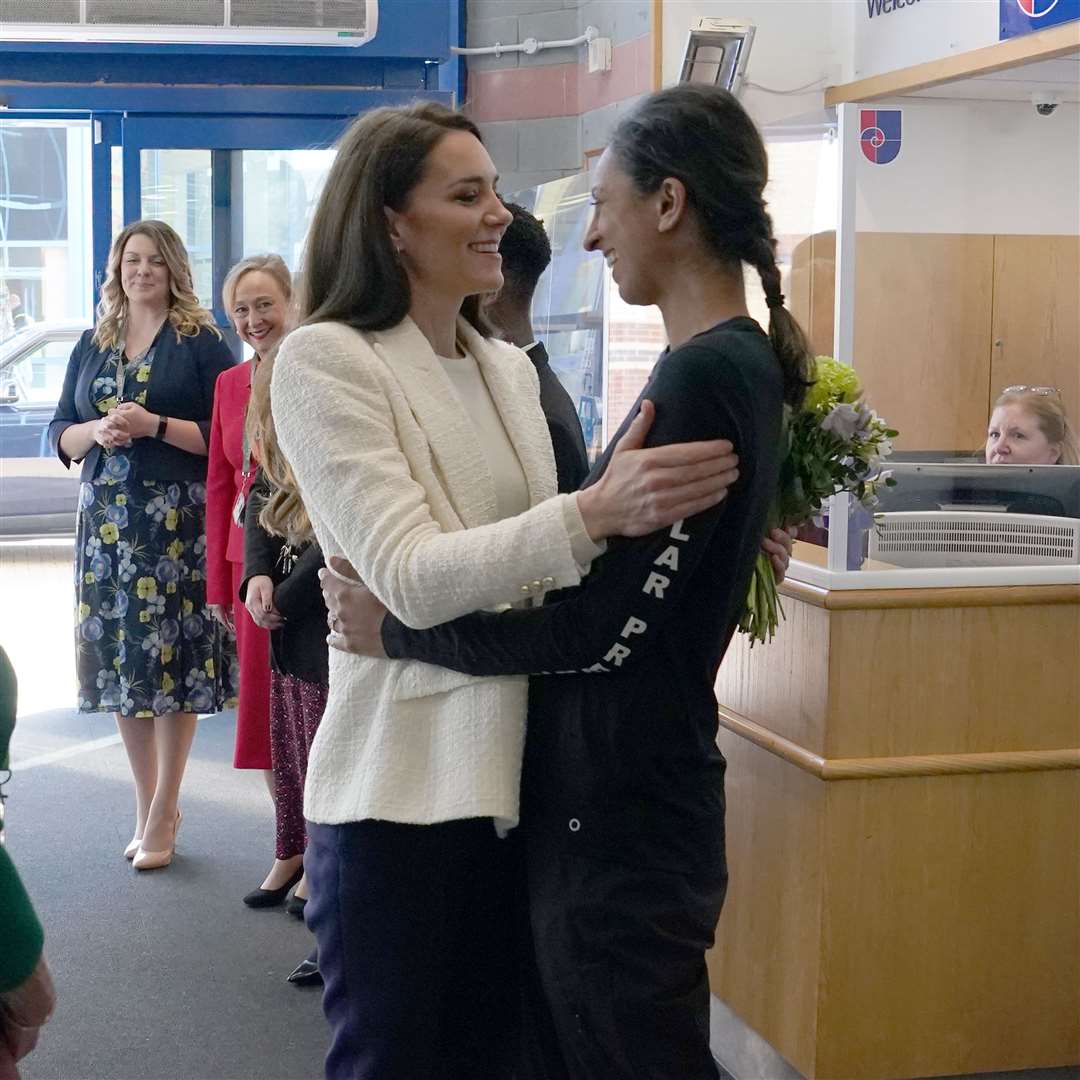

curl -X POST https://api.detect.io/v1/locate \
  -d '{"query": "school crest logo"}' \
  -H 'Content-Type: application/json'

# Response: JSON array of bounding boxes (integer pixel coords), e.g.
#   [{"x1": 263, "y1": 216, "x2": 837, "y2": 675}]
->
[
  {"x1": 1015, "y1": 0, "x2": 1059, "y2": 16},
  {"x1": 1001, "y1": 0, "x2": 1078, "y2": 39},
  {"x1": 859, "y1": 109, "x2": 902, "y2": 165}
]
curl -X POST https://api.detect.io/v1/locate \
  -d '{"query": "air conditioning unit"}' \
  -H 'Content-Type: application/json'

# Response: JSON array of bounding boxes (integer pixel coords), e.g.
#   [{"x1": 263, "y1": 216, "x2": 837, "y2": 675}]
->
[{"x1": 0, "y1": 0, "x2": 378, "y2": 47}]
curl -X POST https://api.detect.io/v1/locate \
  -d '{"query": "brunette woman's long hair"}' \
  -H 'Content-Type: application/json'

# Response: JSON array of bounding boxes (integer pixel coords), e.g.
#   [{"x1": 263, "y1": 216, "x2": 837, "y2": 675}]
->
[{"x1": 257, "y1": 101, "x2": 494, "y2": 541}]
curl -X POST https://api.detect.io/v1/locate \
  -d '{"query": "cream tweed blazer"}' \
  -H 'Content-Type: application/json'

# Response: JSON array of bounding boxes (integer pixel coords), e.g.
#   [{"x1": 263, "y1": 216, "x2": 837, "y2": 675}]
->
[{"x1": 272, "y1": 315, "x2": 588, "y2": 828}]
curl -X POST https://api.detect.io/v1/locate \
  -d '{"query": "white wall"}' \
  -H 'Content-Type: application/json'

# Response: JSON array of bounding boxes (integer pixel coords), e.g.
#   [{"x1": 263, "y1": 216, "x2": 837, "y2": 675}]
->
[
  {"x1": 661, "y1": 1, "x2": 1004, "y2": 116},
  {"x1": 661, "y1": 0, "x2": 850, "y2": 126},
  {"x1": 856, "y1": 98, "x2": 1080, "y2": 235},
  {"x1": 851, "y1": 0, "x2": 999, "y2": 80}
]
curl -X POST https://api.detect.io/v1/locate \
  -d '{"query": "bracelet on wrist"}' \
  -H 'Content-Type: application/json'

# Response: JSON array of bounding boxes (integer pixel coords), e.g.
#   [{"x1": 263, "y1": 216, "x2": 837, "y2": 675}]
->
[{"x1": 154, "y1": 415, "x2": 168, "y2": 440}]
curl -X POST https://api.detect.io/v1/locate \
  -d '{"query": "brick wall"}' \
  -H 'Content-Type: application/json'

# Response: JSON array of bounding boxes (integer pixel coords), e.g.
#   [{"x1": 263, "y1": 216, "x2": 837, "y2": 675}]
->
[{"x1": 465, "y1": 0, "x2": 653, "y2": 196}]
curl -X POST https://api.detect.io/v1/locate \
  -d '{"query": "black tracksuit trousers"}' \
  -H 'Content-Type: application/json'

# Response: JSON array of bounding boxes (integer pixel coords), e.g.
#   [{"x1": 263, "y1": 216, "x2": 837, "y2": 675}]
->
[{"x1": 520, "y1": 837, "x2": 728, "y2": 1080}]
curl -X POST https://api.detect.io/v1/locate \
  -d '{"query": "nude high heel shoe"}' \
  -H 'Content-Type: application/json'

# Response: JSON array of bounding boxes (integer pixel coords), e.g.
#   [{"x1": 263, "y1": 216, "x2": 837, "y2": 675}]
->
[{"x1": 132, "y1": 810, "x2": 182, "y2": 871}]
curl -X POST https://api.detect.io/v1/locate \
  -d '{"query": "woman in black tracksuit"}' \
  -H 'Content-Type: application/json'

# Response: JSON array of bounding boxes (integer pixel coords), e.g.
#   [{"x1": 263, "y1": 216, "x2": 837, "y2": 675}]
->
[{"x1": 327, "y1": 85, "x2": 812, "y2": 1079}]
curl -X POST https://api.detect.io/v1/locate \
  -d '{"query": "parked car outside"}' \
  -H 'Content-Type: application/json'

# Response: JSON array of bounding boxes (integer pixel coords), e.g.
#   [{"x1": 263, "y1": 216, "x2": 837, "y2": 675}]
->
[{"x1": 0, "y1": 320, "x2": 87, "y2": 538}]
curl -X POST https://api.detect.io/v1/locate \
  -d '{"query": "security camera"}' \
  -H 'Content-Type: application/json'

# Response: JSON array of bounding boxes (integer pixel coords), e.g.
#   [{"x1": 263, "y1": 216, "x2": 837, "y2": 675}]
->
[{"x1": 1032, "y1": 92, "x2": 1059, "y2": 116}]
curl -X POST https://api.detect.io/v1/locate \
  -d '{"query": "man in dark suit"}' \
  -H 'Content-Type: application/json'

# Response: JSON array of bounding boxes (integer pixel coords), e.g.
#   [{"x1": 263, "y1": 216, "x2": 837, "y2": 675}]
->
[{"x1": 485, "y1": 202, "x2": 590, "y2": 493}]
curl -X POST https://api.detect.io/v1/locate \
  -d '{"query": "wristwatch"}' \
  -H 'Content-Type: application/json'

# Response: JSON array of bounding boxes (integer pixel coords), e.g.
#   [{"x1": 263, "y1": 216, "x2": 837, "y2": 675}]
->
[{"x1": 155, "y1": 415, "x2": 169, "y2": 440}]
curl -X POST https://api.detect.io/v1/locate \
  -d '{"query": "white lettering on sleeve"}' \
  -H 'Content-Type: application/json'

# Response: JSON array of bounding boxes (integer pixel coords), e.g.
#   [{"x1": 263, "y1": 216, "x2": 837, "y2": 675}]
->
[
  {"x1": 603, "y1": 643, "x2": 632, "y2": 667},
  {"x1": 670, "y1": 519, "x2": 690, "y2": 542},
  {"x1": 621, "y1": 616, "x2": 647, "y2": 638},
  {"x1": 643, "y1": 571, "x2": 670, "y2": 599},
  {"x1": 654, "y1": 545, "x2": 680, "y2": 572}
]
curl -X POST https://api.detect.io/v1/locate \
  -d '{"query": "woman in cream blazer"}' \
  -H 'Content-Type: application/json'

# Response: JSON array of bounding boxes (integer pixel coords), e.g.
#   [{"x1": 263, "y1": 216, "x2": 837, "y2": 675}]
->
[{"x1": 265, "y1": 102, "x2": 737, "y2": 1080}]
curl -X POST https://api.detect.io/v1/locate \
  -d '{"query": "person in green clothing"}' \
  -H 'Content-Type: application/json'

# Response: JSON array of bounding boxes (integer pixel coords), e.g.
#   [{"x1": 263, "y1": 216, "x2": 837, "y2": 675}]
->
[{"x1": 0, "y1": 645, "x2": 56, "y2": 1078}]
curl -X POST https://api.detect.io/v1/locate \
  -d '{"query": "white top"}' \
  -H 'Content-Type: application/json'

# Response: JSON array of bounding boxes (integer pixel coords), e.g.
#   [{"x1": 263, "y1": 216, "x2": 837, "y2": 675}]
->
[
  {"x1": 272, "y1": 316, "x2": 601, "y2": 830},
  {"x1": 439, "y1": 346, "x2": 530, "y2": 522},
  {"x1": 438, "y1": 345, "x2": 599, "y2": 568}
]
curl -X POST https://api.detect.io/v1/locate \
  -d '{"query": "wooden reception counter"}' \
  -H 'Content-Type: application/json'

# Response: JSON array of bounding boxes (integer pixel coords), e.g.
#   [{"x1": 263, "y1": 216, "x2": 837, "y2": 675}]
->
[{"x1": 708, "y1": 552, "x2": 1080, "y2": 1080}]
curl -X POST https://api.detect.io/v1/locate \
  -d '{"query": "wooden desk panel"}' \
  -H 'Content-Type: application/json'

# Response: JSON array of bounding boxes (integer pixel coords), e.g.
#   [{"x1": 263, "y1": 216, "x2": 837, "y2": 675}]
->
[
  {"x1": 826, "y1": 601, "x2": 1080, "y2": 758},
  {"x1": 709, "y1": 584, "x2": 1080, "y2": 1080},
  {"x1": 709, "y1": 731, "x2": 825, "y2": 1078},
  {"x1": 715, "y1": 592, "x2": 831, "y2": 758},
  {"x1": 819, "y1": 770, "x2": 1079, "y2": 1078}
]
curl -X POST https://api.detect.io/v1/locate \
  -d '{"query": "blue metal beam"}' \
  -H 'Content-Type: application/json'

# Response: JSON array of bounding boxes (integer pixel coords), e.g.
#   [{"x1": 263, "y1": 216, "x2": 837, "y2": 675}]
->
[
  {"x1": 121, "y1": 115, "x2": 358, "y2": 151},
  {"x1": 0, "y1": 52, "x2": 429, "y2": 89},
  {"x1": 121, "y1": 134, "x2": 141, "y2": 227},
  {"x1": 90, "y1": 114, "x2": 122, "y2": 308},
  {"x1": 438, "y1": 0, "x2": 467, "y2": 107},
  {"x1": 0, "y1": 85, "x2": 448, "y2": 115}
]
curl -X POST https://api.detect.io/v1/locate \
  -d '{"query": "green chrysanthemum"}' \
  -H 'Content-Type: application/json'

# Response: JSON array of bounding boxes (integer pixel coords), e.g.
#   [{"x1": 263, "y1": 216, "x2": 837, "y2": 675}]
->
[{"x1": 803, "y1": 356, "x2": 861, "y2": 414}]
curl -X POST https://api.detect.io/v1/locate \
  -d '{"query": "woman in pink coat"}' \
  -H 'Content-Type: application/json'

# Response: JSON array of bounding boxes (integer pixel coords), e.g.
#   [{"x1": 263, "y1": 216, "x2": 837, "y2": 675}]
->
[{"x1": 206, "y1": 254, "x2": 304, "y2": 908}]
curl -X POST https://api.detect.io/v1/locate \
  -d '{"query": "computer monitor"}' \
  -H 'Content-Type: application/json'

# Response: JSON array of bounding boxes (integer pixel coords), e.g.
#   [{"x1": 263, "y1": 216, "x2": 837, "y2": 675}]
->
[{"x1": 877, "y1": 462, "x2": 1080, "y2": 520}]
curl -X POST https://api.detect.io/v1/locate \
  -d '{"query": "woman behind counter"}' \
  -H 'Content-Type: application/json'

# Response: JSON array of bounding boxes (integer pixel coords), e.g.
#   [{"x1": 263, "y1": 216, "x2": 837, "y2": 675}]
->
[
  {"x1": 985, "y1": 386, "x2": 1079, "y2": 465},
  {"x1": 48, "y1": 220, "x2": 236, "y2": 871},
  {"x1": 206, "y1": 255, "x2": 305, "y2": 908}
]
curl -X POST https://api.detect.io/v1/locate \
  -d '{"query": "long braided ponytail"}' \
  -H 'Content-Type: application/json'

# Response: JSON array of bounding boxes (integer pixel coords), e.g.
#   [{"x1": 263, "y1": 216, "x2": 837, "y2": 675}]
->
[{"x1": 609, "y1": 85, "x2": 813, "y2": 408}]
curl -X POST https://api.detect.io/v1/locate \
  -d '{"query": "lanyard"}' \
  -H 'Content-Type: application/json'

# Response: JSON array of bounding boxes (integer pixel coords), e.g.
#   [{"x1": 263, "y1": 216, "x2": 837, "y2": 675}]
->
[
  {"x1": 114, "y1": 319, "x2": 165, "y2": 402},
  {"x1": 240, "y1": 414, "x2": 254, "y2": 481},
  {"x1": 240, "y1": 358, "x2": 260, "y2": 481},
  {"x1": 114, "y1": 343, "x2": 150, "y2": 403}
]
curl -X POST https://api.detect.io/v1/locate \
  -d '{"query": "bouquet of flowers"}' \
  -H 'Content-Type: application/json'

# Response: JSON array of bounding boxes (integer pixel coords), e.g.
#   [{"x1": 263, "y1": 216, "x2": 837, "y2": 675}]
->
[{"x1": 739, "y1": 356, "x2": 898, "y2": 645}]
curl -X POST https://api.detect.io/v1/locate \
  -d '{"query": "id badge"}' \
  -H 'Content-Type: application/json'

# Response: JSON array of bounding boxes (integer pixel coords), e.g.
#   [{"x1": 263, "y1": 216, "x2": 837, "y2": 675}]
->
[{"x1": 232, "y1": 491, "x2": 246, "y2": 526}]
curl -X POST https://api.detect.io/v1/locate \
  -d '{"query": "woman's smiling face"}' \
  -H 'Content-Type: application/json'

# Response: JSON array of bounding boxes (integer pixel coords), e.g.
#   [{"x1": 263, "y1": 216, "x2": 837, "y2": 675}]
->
[
  {"x1": 230, "y1": 270, "x2": 290, "y2": 357},
  {"x1": 384, "y1": 129, "x2": 513, "y2": 305},
  {"x1": 120, "y1": 232, "x2": 170, "y2": 309}
]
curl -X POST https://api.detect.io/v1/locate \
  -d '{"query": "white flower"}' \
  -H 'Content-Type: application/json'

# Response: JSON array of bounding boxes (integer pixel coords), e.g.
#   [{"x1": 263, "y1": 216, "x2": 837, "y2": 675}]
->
[{"x1": 821, "y1": 402, "x2": 862, "y2": 440}]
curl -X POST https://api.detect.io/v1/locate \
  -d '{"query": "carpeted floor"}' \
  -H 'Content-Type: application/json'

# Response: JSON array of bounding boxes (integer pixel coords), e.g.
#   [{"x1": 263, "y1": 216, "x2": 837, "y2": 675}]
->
[{"x1": 6, "y1": 706, "x2": 327, "y2": 1080}]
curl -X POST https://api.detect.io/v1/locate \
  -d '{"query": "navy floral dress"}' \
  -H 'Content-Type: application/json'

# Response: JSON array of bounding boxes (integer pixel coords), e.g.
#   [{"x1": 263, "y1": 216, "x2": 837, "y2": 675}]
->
[{"x1": 75, "y1": 344, "x2": 239, "y2": 717}]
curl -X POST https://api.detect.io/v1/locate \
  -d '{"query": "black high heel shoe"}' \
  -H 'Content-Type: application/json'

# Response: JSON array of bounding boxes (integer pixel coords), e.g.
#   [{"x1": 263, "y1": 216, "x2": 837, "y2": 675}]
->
[
  {"x1": 287, "y1": 954, "x2": 322, "y2": 987},
  {"x1": 285, "y1": 893, "x2": 307, "y2": 920},
  {"x1": 242, "y1": 864, "x2": 303, "y2": 908}
]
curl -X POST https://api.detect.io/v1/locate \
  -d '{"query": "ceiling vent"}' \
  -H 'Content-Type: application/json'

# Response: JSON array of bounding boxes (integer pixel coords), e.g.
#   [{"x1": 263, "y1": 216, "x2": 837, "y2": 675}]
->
[{"x1": 0, "y1": 0, "x2": 378, "y2": 46}]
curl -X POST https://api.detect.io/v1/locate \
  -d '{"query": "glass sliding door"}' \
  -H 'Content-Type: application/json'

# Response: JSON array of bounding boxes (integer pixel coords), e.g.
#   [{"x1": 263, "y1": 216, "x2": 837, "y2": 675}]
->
[
  {"x1": 0, "y1": 117, "x2": 94, "y2": 339},
  {"x1": 139, "y1": 148, "x2": 214, "y2": 308},
  {"x1": 241, "y1": 148, "x2": 337, "y2": 268},
  {"x1": 120, "y1": 115, "x2": 351, "y2": 328}
]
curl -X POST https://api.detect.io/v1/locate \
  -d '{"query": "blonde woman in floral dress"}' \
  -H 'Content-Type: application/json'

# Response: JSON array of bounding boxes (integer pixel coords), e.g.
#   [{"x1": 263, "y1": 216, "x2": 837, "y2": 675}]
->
[{"x1": 48, "y1": 220, "x2": 237, "y2": 871}]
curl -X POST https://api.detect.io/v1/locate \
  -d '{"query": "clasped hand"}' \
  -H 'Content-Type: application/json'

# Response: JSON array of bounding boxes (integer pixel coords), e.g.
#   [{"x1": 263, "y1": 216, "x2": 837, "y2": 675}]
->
[
  {"x1": 94, "y1": 410, "x2": 131, "y2": 448},
  {"x1": 95, "y1": 402, "x2": 158, "y2": 448},
  {"x1": 243, "y1": 575, "x2": 284, "y2": 631}
]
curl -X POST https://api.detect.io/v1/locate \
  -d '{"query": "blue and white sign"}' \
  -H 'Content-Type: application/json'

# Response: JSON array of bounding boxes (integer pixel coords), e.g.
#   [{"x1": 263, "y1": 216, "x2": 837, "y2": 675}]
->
[{"x1": 1000, "y1": 0, "x2": 1080, "y2": 40}]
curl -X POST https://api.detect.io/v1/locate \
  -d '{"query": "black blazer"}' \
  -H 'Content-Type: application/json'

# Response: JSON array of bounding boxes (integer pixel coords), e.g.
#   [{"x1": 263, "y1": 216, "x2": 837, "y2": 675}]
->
[
  {"x1": 48, "y1": 325, "x2": 236, "y2": 483},
  {"x1": 526, "y1": 342, "x2": 589, "y2": 494},
  {"x1": 240, "y1": 472, "x2": 328, "y2": 687}
]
